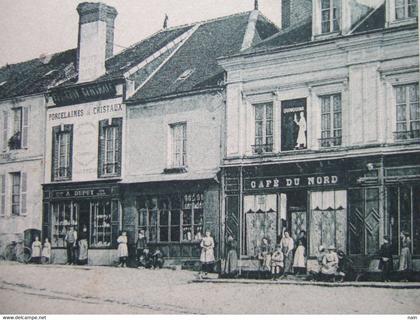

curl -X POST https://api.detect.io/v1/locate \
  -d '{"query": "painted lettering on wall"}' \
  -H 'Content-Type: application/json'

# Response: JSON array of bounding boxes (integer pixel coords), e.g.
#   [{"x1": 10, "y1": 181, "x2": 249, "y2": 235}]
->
[
  {"x1": 48, "y1": 103, "x2": 123, "y2": 121},
  {"x1": 245, "y1": 174, "x2": 340, "y2": 190}
]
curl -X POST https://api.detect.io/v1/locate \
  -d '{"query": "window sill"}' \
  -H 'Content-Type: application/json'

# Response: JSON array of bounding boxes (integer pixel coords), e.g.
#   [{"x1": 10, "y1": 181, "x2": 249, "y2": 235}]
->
[
  {"x1": 313, "y1": 31, "x2": 341, "y2": 41},
  {"x1": 163, "y1": 167, "x2": 188, "y2": 174},
  {"x1": 52, "y1": 177, "x2": 72, "y2": 182},
  {"x1": 99, "y1": 174, "x2": 120, "y2": 179},
  {"x1": 387, "y1": 17, "x2": 418, "y2": 28}
]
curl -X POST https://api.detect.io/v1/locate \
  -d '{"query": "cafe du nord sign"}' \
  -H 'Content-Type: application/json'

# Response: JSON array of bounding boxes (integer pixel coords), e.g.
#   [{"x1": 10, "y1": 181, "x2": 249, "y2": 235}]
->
[{"x1": 244, "y1": 174, "x2": 341, "y2": 191}]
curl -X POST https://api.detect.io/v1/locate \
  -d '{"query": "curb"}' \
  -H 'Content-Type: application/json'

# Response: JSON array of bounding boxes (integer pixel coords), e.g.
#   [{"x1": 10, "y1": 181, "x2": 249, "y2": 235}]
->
[{"x1": 191, "y1": 278, "x2": 420, "y2": 289}]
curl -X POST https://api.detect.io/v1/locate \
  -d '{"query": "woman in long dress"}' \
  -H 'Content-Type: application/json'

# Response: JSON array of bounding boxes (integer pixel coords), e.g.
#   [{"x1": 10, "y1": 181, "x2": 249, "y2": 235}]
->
[
  {"x1": 224, "y1": 235, "x2": 238, "y2": 277},
  {"x1": 117, "y1": 231, "x2": 129, "y2": 267},
  {"x1": 199, "y1": 230, "x2": 215, "y2": 278},
  {"x1": 78, "y1": 226, "x2": 89, "y2": 265},
  {"x1": 41, "y1": 238, "x2": 51, "y2": 264},
  {"x1": 293, "y1": 240, "x2": 306, "y2": 274},
  {"x1": 257, "y1": 237, "x2": 272, "y2": 272},
  {"x1": 398, "y1": 232, "x2": 412, "y2": 272},
  {"x1": 280, "y1": 231, "x2": 294, "y2": 274},
  {"x1": 31, "y1": 236, "x2": 42, "y2": 264}
]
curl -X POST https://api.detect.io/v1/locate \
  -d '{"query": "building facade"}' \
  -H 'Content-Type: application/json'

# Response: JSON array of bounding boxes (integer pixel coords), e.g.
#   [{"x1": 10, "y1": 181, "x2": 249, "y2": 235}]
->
[
  {"x1": 219, "y1": 0, "x2": 419, "y2": 271},
  {"x1": 0, "y1": 48, "x2": 76, "y2": 249}
]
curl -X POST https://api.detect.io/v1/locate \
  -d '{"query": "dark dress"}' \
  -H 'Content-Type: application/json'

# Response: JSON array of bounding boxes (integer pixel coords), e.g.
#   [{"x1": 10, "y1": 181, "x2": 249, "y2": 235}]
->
[
  {"x1": 78, "y1": 231, "x2": 88, "y2": 265},
  {"x1": 224, "y1": 239, "x2": 238, "y2": 276},
  {"x1": 136, "y1": 235, "x2": 147, "y2": 265},
  {"x1": 379, "y1": 242, "x2": 393, "y2": 281}
]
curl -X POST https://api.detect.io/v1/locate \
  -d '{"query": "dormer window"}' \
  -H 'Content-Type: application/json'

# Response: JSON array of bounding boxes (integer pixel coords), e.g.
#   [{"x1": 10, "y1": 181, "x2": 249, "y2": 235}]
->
[
  {"x1": 321, "y1": 0, "x2": 341, "y2": 33},
  {"x1": 395, "y1": 0, "x2": 417, "y2": 20}
]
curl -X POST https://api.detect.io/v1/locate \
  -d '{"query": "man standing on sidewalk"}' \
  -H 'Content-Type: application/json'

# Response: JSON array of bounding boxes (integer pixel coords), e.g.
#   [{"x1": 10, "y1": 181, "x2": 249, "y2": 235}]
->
[
  {"x1": 379, "y1": 236, "x2": 393, "y2": 282},
  {"x1": 65, "y1": 226, "x2": 78, "y2": 265}
]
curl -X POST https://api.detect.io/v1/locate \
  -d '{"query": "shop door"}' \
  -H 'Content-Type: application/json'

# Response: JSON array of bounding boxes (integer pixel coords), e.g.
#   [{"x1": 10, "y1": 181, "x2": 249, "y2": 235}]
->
[
  {"x1": 78, "y1": 201, "x2": 90, "y2": 234},
  {"x1": 244, "y1": 194, "x2": 277, "y2": 256},
  {"x1": 309, "y1": 190, "x2": 347, "y2": 256}
]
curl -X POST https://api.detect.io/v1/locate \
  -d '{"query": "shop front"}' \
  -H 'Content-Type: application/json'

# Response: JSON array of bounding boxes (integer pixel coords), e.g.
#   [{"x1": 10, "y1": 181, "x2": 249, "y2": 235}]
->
[
  {"x1": 42, "y1": 180, "x2": 121, "y2": 265},
  {"x1": 223, "y1": 161, "x2": 350, "y2": 271},
  {"x1": 121, "y1": 179, "x2": 220, "y2": 266}
]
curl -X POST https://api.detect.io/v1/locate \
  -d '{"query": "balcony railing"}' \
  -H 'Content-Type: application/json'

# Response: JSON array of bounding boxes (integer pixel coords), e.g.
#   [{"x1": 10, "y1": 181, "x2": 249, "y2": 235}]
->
[
  {"x1": 252, "y1": 144, "x2": 273, "y2": 154},
  {"x1": 54, "y1": 167, "x2": 71, "y2": 180},
  {"x1": 319, "y1": 136, "x2": 342, "y2": 148},
  {"x1": 394, "y1": 130, "x2": 420, "y2": 141}
]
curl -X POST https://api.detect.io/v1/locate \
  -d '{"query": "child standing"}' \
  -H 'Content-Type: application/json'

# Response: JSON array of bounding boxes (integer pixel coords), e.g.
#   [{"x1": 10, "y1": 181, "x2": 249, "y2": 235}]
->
[
  {"x1": 271, "y1": 245, "x2": 284, "y2": 280},
  {"x1": 117, "y1": 231, "x2": 128, "y2": 267},
  {"x1": 41, "y1": 238, "x2": 51, "y2": 264}
]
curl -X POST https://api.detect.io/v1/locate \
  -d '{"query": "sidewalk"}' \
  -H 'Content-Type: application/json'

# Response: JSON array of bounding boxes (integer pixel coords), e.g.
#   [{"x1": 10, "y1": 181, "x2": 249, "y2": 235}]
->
[{"x1": 192, "y1": 276, "x2": 420, "y2": 289}]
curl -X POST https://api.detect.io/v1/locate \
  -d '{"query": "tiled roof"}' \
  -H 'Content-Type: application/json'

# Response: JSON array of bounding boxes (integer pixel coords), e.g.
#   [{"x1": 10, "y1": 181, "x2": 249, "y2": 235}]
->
[
  {"x1": 128, "y1": 12, "x2": 280, "y2": 102},
  {"x1": 243, "y1": 3, "x2": 388, "y2": 54},
  {"x1": 0, "y1": 49, "x2": 77, "y2": 100}
]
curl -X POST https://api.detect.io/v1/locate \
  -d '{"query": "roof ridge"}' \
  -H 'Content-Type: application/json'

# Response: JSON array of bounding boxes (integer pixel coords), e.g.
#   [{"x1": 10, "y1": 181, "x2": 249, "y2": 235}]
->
[
  {"x1": 109, "y1": 10, "x2": 253, "y2": 61},
  {"x1": 250, "y1": 16, "x2": 312, "y2": 49},
  {"x1": 0, "y1": 48, "x2": 76, "y2": 70}
]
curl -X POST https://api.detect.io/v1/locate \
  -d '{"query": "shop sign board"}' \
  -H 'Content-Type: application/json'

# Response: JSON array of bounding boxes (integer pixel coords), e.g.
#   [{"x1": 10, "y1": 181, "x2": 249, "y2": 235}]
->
[
  {"x1": 45, "y1": 186, "x2": 118, "y2": 199},
  {"x1": 244, "y1": 173, "x2": 342, "y2": 191}
]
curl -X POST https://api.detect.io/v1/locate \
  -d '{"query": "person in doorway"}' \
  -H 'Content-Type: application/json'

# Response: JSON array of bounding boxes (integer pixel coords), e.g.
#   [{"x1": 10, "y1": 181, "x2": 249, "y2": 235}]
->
[
  {"x1": 293, "y1": 239, "x2": 306, "y2": 275},
  {"x1": 65, "y1": 226, "x2": 78, "y2": 265},
  {"x1": 117, "y1": 231, "x2": 129, "y2": 267},
  {"x1": 321, "y1": 245, "x2": 339, "y2": 280},
  {"x1": 78, "y1": 225, "x2": 88, "y2": 265},
  {"x1": 199, "y1": 230, "x2": 215, "y2": 278},
  {"x1": 31, "y1": 236, "x2": 42, "y2": 264},
  {"x1": 280, "y1": 231, "x2": 294, "y2": 274},
  {"x1": 136, "y1": 229, "x2": 147, "y2": 267},
  {"x1": 379, "y1": 236, "x2": 393, "y2": 282},
  {"x1": 270, "y1": 245, "x2": 284, "y2": 280},
  {"x1": 257, "y1": 237, "x2": 272, "y2": 273},
  {"x1": 41, "y1": 238, "x2": 51, "y2": 264},
  {"x1": 398, "y1": 231, "x2": 412, "y2": 273},
  {"x1": 224, "y1": 235, "x2": 238, "y2": 278},
  {"x1": 297, "y1": 230, "x2": 307, "y2": 249}
]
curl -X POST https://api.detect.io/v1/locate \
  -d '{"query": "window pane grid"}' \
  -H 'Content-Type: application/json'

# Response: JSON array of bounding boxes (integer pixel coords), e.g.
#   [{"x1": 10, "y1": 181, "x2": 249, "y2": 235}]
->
[
  {"x1": 11, "y1": 173, "x2": 21, "y2": 215},
  {"x1": 171, "y1": 123, "x2": 187, "y2": 167},
  {"x1": 254, "y1": 103, "x2": 273, "y2": 153},
  {"x1": 320, "y1": 94, "x2": 342, "y2": 147},
  {"x1": 395, "y1": 83, "x2": 420, "y2": 140}
]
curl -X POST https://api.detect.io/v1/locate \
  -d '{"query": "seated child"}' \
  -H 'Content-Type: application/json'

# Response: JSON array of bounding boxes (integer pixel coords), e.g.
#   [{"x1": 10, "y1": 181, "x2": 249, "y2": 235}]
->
[{"x1": 270, "y1": 245, "x2": 284, "y2": 280}]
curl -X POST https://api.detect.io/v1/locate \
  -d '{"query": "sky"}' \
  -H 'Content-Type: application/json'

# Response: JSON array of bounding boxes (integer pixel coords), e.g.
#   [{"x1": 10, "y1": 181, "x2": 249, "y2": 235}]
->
[{"x1": 0, "y1": 0, "x2": 382, "y2": 67}]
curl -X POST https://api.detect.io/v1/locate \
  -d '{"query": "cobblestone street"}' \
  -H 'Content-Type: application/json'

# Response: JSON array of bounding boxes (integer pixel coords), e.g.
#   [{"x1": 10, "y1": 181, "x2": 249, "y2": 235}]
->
[{"x1": 0, "y1": 262, "x2": 419, "y2": 314}]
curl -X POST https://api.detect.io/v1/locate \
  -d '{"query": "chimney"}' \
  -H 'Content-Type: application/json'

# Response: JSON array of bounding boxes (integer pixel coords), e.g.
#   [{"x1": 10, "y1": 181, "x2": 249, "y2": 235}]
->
[
  {"x1": 76, "y1": 2, "x2": 118, "y2": 82},
  {"x1": 281, "y1": 0, "x2": 312, "y2": 29}
]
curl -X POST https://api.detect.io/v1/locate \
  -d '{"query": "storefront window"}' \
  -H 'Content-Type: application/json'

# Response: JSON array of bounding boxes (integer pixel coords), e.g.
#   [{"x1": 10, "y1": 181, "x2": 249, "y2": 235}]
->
[
  {"x1": 387, "y1": 184, "x2": 420, "y2": 255},
  {"x1": 51, "y1": 202, "x2": 78, "y2": 247},
  {"x1": 90, "y1": 201, "x2": 112, "y2": 248},
  {"x1": 137, "y1": 193, "x2": 204, "y2": 243}
]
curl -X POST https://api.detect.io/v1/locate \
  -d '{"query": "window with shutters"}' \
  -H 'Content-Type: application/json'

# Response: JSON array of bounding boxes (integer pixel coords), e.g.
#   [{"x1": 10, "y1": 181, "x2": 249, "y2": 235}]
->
[
  {"x1": 98, "y1": 118, "x2": 122, "y2": 178},
  {"x1": 52, "y1": 125, "x2": 73, "y2": 181},
  {"x1": 170, "y1": 123, "x2": 187, "y2": 168},
  {"x1": 10, "y1": 172, "x2": 26, "y2": 216},
  {"x1": 320, "y1": 94, "x2": 342, "y2": 147},
  {"x1": 7, "y1": 107, "x2": 29, "y2": 150}
]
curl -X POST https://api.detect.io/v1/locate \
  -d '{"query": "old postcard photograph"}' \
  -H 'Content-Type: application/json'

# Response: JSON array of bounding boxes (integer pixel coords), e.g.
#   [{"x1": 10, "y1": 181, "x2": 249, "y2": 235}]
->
[{"x1": 0, "y1": 0, "x2": 419, "y2": 317}]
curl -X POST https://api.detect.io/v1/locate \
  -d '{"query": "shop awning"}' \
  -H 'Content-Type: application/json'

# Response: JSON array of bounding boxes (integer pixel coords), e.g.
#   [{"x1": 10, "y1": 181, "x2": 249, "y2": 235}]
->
[{"x1": 119, "y1": 169, "x2": 219, "y2": 184}]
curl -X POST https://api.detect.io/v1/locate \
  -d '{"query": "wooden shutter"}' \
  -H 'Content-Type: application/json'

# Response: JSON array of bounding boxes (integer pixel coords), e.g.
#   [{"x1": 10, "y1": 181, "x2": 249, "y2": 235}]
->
[
  {"x1": 111, "y1": 200, "x2": 120, "y2": 248},
  {"x1": 51, "y1": 126, "x2": 60, "y2": 181},
  {"x1": 21, "y1": 106, "x2": 29, "y2": 148},
  {"x1": 0, "y1": 174, "x2": 5, "y2": 216},
  {"x1": 2, "y1": 110, "x2": 8, "y2": 152},
  {"x1": 20, "y1": 172, "x2": 27, "y2": 215},
  {"x1": 64, "y1": 124, "x2": 73, "y2": 179},
  {"x1": 98, "y1": 120, "x2": 107, "y2": 177},
  {"x1": 112, "y1": 118, "x2": 123, "y2": 176}
]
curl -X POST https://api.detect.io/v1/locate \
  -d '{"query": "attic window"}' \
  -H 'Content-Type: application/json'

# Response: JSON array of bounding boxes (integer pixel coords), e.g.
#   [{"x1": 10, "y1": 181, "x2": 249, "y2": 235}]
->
[
  {"x1": 321, "y1": 0, "x2": 341, "y2": 33},
  {"x1": 395, "y1": 0, "x2": 417, "y2": 20},
  {"x1": 176, "y1": 69, "x2": 194, "y2": 82}
]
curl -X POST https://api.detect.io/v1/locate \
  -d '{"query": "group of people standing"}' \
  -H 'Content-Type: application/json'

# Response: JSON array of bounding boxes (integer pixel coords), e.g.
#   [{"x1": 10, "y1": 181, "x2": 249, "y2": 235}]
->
[
  {"x1": 63, "y1": 225, "x2": 89, "y2": 265},
  {"x1": 30, "y1": 236, "x2": 51, "y2": 264},
  {"x1": 379, "y1": 232, "x2": 413, "y2": 282}
]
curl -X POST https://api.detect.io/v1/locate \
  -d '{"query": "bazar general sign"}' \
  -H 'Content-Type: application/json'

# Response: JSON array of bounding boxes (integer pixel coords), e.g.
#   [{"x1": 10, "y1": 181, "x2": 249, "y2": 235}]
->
[{"x1": 244, "y1": 174, "x2": 342, "y2": 191}]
